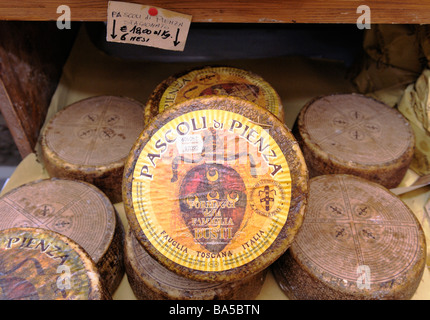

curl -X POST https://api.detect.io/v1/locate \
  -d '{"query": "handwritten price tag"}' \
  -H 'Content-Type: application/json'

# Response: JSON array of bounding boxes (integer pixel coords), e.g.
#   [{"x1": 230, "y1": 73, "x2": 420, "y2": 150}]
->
[{"x1": 106, "y1": 1, "x2": 192, "y2": 51}]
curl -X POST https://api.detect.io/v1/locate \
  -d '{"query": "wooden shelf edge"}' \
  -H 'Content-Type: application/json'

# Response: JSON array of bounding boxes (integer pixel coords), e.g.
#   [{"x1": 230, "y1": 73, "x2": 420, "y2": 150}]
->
[{"x1": 0, "y1": 1, "x2": 428, "y2": 24}]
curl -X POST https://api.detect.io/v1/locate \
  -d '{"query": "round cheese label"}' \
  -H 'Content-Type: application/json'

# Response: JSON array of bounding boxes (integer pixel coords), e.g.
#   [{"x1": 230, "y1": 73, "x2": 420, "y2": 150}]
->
[
  {"x1": 0, "y1": 228, "x2": 105, "y2": 300},
  {"x1": 158, "y1": 66, "x2": 283, "y2": 119},
  {"x1": 130, "y1": 108, "x2": 292, "y2": 273}
]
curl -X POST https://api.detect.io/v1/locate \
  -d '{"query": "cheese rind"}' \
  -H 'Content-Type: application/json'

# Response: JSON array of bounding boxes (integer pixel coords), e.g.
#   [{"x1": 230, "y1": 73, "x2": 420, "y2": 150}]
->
[
  {"x1": 272, "y1": 174, "x2": 427, "y2": 300},
  {"x1": 145, "y1": 65, "x2": 284, "y2": 123},
  {"x1": 40, "y1": 95, "x2": 145, "y2": 203},
  {"x1": 0, "y1": 227, "x2": 111, "y2": 300},
  {"x1": 293, "y1": 93, "x2": 415, "y2": 189},
  {"x1": 123, "y1": 96, "x2": 308, "y2": 283},
  {"x1": 124, "y1": 228, "x2": 267, "y2": 300},
  {"x1": 0, "y1": 178, "x2": 125, "y2": 295}
]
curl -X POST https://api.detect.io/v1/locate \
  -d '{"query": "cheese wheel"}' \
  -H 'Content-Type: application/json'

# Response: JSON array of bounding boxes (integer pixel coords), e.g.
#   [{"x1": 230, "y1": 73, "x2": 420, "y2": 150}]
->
[
  {"x1": 272, "y1": 174, "x2": 427, "y2": 300},
  {"x1": 123, "y1": 95, "x2": 308, "y2": 283},
  {"x1": 293, "y1": 93, "x2": 415, "y2": 189},
  {"x1": 0, "y1": 227, "x2": 110, "y2": 300},
  {"x1": 40, "y1": 95, "x2": 145, "y2": 203},
  {"x1": 0, "y1": 178, "x2": 125, "y2": 295},
  {"x1": 124, "y1": 228, "x2": 267, "y2": 300},
  {"x1": 145, "y1": 65, "x2": 284, "y2": 123}
]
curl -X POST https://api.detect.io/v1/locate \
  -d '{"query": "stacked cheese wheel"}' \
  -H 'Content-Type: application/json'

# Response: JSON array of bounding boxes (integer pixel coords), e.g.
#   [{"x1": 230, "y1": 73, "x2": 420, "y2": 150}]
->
[
  {"x1": 293, "y1": 93, "x2": 415, "y2": 189},
  {"x1": 272, "y1": 174, "x2": 426, "y2": 300},
  {"x1": 145, "y1": 65, "x2": 285, "y2": 124},
  {"x1": 124, "y1": 228, "x2": 268, "y2": 300},
  {"x1": 0, "y1": 178, "x2": 124, "y2": 298},
  {"x1": 40, "y1": 95, "x2": 145, "y2": 204},
  {"x1": 0, "y1": 227, "x2": 111, "y2": 300},
  {"x1": 122, "y1": 95, "x2": 308, "y2": 289}
]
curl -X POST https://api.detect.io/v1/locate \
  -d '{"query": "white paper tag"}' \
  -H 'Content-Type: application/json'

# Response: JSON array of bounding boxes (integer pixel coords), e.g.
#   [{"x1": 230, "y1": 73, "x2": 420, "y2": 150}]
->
[
  {"x1": 176, "y1": 135, "x2": 203, "y2": 154},
  {"x1": 390, "y1": 174, "x2": 430, "y2": 195},
  {"x1": 106, "y1": 1, "x2": 192, "y2": 51}
]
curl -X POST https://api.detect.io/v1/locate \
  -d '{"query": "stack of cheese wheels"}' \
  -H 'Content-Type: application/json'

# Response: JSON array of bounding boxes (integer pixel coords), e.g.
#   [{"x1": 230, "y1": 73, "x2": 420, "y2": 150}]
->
[
  {"x1": 145, "y1": 65, "x2": 284, "y2": 123},
  {"x1": 272, "y1": 174, "x2": 427, "y2": 300},
  {"x1": 123, "y1": 95, "x2": 308, "y2": 284},
  {"x1": 0, "y1": 178, "x2": 125, "y2": 296},
  {"x1": 40, "y1": 95, "x2": 145, "y2": 203},
  {"x1": 124, "y1": 228, "x2": 267, "y2": 300},
  {"x1": 0, "y1": 227, "x2": 111, "y2": 300},
  {"x1": 293, "y1": 93, "x2": 415, "y2": 189}
]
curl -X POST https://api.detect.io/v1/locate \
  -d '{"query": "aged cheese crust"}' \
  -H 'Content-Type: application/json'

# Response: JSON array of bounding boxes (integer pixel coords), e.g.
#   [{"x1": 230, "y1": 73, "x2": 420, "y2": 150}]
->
[
  {"x1": 123, "y1": 95, "x2": 308, "y2": 283},
  {"x1": 0, "y1": 178, "x2": 125, "y2": 296},
  {"x1": 40, "y1": 95, "x2": 145, "y2": 203},
  {"x1": 293, "y1": 93, "x2": 415, "y2": 189},
  {"x1": 0, "y1": 227, "x2": 111, "y2": 300},
  {"x1": 144, "y1": 65, "x2": 284, "y2": 123},
  {"x1": 272, "y1": 174, "x2": 427, "y2": 300},
  {"x1": 124, "y1": 228, "x2": 267, "y2": 300}
]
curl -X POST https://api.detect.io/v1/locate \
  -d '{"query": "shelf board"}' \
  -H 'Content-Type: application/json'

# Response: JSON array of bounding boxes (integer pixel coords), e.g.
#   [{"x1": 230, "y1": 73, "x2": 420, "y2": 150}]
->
[{"x1": 0, "y1": 0, "x2": 427, "y2": 24}]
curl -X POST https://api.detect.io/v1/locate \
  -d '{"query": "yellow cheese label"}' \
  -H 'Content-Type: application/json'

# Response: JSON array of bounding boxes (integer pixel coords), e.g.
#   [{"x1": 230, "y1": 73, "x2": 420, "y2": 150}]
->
[
  {"x1": 131, "y1": 109, "x2": 291, "y2": 272},
  {"x1": 158, "y1": 66, "x2": 282, "y2": 118},
  {"x1": 0, "y1": 228, "x2": 93, "y2": 300}
]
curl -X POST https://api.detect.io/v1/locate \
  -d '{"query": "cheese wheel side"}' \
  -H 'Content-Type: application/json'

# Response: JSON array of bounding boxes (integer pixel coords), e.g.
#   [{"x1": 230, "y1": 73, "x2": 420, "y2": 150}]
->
[
  {"x1": 96, "y1": 208, "x2": 125, "y2": 294},
  {"x1": 40, "y1": 95, "x2": 145, "y2": 203},
  {"x1": 273, "y1": 174, "x2": 427, "y2": 300},
  {"x1": 124, "y1": 228, "x2": 267, "y2": 300},
  {"x1": 293, "y1": 94, "x2": 415, "y2": 189},
  {"x1": 41, "y1": 152, "x2": 124, "y2": 203}
]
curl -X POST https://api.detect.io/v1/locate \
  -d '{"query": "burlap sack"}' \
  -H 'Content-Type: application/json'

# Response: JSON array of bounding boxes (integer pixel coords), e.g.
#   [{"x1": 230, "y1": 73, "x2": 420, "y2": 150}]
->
[
  {"x1": 398, "y1": 69, "x2": 430, "y2": 175},
  {"x1": 351, "y1": 25, "x2": 426, "y2": 107}
]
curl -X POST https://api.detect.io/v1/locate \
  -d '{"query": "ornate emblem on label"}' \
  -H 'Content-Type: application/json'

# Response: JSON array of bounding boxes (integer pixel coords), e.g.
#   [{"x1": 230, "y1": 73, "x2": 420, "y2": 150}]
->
[
  {"x1": 179, "y1": 163, "x2": 246, "y2": 254},
  {"x1": 249, "y1": 180, "x2": 285, "y2": 217}
]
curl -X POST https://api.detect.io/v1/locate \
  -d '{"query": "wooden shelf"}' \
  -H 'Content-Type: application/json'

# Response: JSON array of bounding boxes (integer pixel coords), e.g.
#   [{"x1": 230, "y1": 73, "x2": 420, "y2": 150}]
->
[{"x1": 0, "y1": 0, "x2": 428, "y2": 24}]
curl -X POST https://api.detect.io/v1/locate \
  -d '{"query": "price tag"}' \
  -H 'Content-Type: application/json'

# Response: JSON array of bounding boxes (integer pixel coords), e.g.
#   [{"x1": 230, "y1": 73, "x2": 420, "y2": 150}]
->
[{"x1": 106, "y1": 1, "x2": 192, "y2": 51}]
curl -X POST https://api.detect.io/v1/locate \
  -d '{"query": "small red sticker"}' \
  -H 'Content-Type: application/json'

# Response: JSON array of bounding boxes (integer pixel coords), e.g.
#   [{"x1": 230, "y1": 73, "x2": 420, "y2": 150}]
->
[{"x1": 148, "y1": 7, "x2": 158, "y2": 16}]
